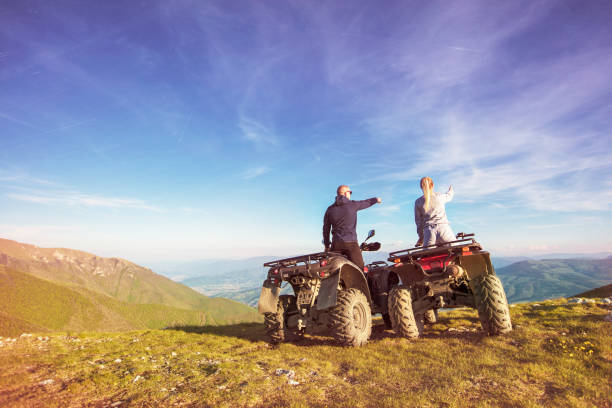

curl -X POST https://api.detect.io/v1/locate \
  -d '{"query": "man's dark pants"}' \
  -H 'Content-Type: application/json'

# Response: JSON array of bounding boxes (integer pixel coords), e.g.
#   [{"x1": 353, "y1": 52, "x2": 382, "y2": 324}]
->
[{"x1": 331, "y1": 241, "x2": 364, "y2": 271}]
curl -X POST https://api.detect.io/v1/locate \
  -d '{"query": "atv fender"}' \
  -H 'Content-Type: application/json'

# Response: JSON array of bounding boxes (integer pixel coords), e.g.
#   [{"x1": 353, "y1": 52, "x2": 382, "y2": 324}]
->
[
  {"x1": 316, "y1": 270, "x2": 341, "y2": 310},
  {"x1": 368, "y1": 268, "x2": 400, "y2": 311},
  {"x1": 458, "y1": 251, "x2": 494, "y2": 281},
  {"x1": 316, "y1": 262, "x2": 372, "y2": 310},
  {"x1": 257, "y1": 280, "x2": 280, "y2": 314},
  {"x1": 393, "y1": 262, "x2": 426, "y2": 286}
]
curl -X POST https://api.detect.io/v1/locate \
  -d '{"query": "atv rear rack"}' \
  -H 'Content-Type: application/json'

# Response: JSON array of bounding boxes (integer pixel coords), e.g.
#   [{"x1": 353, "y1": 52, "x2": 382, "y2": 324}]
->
[
  {"x1": 388, "y1": 237, "x2": 481, "y2": 262},
  {"x1": 263, "y1": 251, "x2": 340, "y2": 269}
]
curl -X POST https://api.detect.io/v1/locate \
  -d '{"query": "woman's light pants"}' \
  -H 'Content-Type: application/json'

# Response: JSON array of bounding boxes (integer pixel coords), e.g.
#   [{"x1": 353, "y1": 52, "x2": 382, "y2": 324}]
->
[{"x1": 423, "y1": 223, "x2": 455, "y2": 247}]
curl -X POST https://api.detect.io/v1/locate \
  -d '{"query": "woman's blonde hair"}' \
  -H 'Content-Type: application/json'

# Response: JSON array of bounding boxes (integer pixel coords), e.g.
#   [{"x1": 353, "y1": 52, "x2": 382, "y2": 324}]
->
[{"x1": 420, "y1": 177, "x2": 434, "y2": 211}]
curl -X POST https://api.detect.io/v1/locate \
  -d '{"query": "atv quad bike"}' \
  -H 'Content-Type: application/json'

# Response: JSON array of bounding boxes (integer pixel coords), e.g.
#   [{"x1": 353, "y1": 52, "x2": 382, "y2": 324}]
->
[
  {"x1": 371, "y1": 233, "x2": 512, "y2": 339},
  {"x1": 257, "y1": 230, "x2": 381, "y2": 347}
]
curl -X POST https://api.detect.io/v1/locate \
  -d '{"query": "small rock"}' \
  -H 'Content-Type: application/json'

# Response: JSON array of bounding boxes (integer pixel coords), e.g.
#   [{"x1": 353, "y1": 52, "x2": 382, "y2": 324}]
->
[
  {"x1": 532, "y1": 303, "x2": 541, "y2": 307},
  {"x1": 275, "y1": 369, "x2": 295, "y2": 379},
  {"x1": 217, "y1": 385, "x2": 227, "y2": 390},
  {"x1": 110, "y1": 402, "x2": 123, "y2": 407},
  {"x1": 171, "y1": 352, "x2": 177, "y2": 357},
  {"x1": 601, "y1": 298, "x2": 611, "y2": 304},
  {"x1": 39, "y1": 379, "x2": 54, "y2": 386},
  {"x1": 569, "y1": 298, "x2": 584, "y2": 304},
  {"x1": 288, "y1": 379, "x2": 300, "y2": 386},
  {"x1": 114, "y1": 358, "x2": 122, "y2": 363},
  {"x1": 133, "y1": 375, "x2": 142, "y2": 383}
]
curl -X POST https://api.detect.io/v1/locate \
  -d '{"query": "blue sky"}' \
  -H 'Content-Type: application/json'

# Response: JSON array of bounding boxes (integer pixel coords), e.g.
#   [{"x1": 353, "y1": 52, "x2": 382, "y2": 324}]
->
[{"x1": 1, "y1": 0, "x2": 611, "y2": 263}]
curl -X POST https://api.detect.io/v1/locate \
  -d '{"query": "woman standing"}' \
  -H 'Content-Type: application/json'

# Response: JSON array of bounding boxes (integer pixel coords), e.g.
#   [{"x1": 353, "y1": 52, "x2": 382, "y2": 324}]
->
[{"x1": 414, "y1": 177, "x2": 455, "y2": 247}]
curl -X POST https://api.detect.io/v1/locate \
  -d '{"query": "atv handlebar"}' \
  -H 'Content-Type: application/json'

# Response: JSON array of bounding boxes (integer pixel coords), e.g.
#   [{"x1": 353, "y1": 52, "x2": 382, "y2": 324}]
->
[{"x1": 360, "y1": 241, "x2": 381, "y2": 251}]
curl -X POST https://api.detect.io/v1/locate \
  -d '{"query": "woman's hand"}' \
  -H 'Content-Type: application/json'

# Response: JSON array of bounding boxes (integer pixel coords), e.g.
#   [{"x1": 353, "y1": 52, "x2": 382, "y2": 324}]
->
[{"x1": 415, "y1": 239, "x2": 423, "y2": 247}]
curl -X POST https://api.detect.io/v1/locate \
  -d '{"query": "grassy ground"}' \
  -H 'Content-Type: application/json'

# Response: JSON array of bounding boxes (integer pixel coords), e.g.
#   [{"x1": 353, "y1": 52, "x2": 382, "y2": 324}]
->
[{"x1": 0, "y1": 299, "x2": 610, "y2": 408}]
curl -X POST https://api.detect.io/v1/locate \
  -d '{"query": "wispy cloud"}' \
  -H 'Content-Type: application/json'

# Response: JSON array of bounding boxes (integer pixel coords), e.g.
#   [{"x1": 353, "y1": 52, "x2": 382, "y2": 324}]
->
[
  {"x1": 238, "y1": 116, "x2": 278, "y2": 146},
  {"x1": 311, "y1": 2, "x2": 612, "y2": 213},
  {"x1": 7, "y1": 192, "x2": 163, "y2": 212},
  {"x1": 0, "y1": 169, "x2": 59, "y2": 186},
  {"x1": 241, "y1": 166, "x2": 269, "y2": 180},
  {"x1": 0, "y1": 112, "x2": 40, "y2": 130}
]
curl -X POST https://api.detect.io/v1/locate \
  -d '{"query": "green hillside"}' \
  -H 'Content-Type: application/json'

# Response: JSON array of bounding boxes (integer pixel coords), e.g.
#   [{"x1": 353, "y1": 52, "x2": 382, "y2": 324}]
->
[
  {"x1": 0, "y1": 239, "x2": 261, "y2": 331},
  {"x1": 0, "y1": 266, "x2": 260, "y2": 337},
  {"x1": 496, "y1": 258, "x2": 612, "y2": 303},
  {"x1": 0, "y1": 299, "x2": 609, "y2": 407},
  {"x1": 574, "y1": 284, "x2": 612, "y2": 299}
]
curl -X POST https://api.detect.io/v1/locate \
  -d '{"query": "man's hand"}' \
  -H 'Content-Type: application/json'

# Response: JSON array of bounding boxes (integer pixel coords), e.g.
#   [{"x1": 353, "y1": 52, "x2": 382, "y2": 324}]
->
[{"x1": 376, "y1": 197, "x2": 382, "y2": 203}]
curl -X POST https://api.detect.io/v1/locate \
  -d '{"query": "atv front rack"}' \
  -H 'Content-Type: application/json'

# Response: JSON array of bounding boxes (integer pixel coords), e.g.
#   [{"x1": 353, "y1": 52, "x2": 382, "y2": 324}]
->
[
  {"x1": 263, "y1": 251, "x2": 340, "y2": 269},
  {"x1": 388, "y1": 237, "x2": 481, "y2": 262}
]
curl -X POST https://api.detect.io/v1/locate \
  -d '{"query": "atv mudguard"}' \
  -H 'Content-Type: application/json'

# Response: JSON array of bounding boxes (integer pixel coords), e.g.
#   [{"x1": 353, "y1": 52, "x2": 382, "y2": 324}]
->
[
  {"x1": 257, "y1": 279, "x2": 280, "y2": 314},
  {"x1": 458, "y1": 251, "x2": 494, "y2": 280},
  {"x1": 392, "y1": 251, "x2": 495, "y2": 286},
  {"x1": 316, "y1": 261, "x2": 372, "y2": 310},
  {"x1": 367, "y1": 267, "x2": 399, "y2": 312}
]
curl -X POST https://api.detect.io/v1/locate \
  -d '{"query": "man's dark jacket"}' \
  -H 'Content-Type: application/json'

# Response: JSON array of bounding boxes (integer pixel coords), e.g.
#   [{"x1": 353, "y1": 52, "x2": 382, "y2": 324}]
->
[{"x1": 323, "y1": 195, "x2": 378, "y2": 247}]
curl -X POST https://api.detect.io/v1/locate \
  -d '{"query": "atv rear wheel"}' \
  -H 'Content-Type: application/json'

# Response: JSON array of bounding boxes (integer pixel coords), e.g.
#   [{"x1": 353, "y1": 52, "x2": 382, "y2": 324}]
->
[
  {"x1": 472, "y1": 274, "x2": 512, "y2": 335},
  {"x1": 263, "y1": 295, "x2": 299, "y2": 344},
  {"x1": 328, "y1": 288, "x2": 372, "y2": 347},
  {"x1": 388, "y1": 285, "x2": 422, "y2": 339},
  {"x1": 424, "y1": 308, "x2": 438, "y2": 324}
]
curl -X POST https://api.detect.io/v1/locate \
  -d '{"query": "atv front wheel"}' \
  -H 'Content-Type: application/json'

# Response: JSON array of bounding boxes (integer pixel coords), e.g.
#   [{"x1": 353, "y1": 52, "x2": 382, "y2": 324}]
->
[
  {"x1": 388, "y1": 285, "x2": 422, "y2": 339},
  {"x1": 264, "y1": 295, "x2": 299, "y2": 344},
  {"x1": 328, "y1": 288, "x2": 372, "y2": 347},
  {"x1": 424, "y1": 308, "x2": 438, "y2": 324},
  {"x1": 472, "y1": 274, "x2": 512, "y2": 335}
]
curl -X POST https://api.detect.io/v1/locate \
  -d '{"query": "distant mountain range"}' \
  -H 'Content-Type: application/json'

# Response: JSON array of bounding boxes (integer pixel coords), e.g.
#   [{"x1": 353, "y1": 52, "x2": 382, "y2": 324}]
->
[
  {"x1": 174, "y1": 252, "x2": 612, "y2": 307},
  {"x1": 496, "y1": 256, "x2": 612, "y2": 303},
  {"x1": 0, "y1": 238, "x2": 261, "y2": 336}
]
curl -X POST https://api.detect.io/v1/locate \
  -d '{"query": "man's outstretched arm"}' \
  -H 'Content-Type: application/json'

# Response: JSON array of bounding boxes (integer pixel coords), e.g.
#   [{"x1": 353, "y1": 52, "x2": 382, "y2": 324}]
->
[{"x1": 354, "y1": 197, "x2": 381, "y2": 211}]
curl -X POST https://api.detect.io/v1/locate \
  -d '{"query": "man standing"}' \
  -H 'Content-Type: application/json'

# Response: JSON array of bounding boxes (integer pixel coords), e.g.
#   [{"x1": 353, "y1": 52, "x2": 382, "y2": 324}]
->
[{"x1": 323, "y1": 185, "x2": 382, "y2": 270}]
